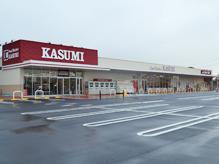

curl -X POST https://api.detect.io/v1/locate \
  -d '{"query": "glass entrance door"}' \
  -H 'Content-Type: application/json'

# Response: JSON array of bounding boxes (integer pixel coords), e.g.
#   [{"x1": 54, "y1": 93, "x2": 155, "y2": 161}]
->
[
  {"x1": 58, "y1": 78, "x2": 63, "y2": 95},
  {"x1": 57, "y1": 77, "x2": 82, "y2": 95},
  {"x1": 77, "y1": 78, "x2": 80, "y2": 94},
  {"x1": 70, "y1": 78, "x2": 76, "y2": 94},
  {"x1": 64, "y1": 78, "x2": 70, "y2": 94}
]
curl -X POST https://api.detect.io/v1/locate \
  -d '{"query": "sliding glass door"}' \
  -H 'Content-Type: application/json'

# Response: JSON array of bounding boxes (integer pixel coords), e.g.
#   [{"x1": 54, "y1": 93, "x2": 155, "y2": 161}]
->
[
  {"x1": 58, "y1": 78, "x2": 63, "y2": 95},
  {"x1": 64, "y1": 78, "x2": 70, "y2": 94},
  {"x1": 24, "y1": 76, "x2": 83, "y2": 95}
]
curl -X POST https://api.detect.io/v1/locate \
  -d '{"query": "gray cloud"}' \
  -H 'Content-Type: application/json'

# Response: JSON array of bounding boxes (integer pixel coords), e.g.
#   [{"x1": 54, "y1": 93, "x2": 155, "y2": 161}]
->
[{"x1": 1, "y1": 0, "x2": 219, "y2": 74}]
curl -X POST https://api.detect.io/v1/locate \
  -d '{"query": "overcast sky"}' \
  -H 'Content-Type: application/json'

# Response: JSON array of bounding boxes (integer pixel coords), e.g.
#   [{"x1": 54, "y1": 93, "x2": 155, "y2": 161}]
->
[{"x1": 1, "y1": 0, "x2": 219, "y2": 74}]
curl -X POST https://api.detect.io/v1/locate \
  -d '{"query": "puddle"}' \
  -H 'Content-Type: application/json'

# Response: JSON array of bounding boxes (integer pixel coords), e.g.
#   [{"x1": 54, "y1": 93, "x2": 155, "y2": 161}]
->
[{"x1": 12, "y1": 124, "x2": 54, "y2": 134}]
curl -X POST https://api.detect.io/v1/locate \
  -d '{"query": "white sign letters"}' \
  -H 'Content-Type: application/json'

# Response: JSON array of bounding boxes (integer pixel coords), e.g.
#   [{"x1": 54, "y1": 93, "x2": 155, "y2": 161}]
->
[
  {"x1": 41, "y1": 47, "x2": 84, "y2": 62},
  {"x1": 150, "y1": 65, "x2": 175, "y2": 72},
  {"x1": 3, "y1": 48, "x2": 19, "y2": 61}
]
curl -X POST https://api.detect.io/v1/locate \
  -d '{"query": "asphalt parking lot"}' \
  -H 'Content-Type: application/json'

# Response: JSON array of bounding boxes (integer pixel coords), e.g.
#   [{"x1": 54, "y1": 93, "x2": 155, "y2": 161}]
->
[{"x1": 1, "y1": 92, "x2": 219, "y2": 164}]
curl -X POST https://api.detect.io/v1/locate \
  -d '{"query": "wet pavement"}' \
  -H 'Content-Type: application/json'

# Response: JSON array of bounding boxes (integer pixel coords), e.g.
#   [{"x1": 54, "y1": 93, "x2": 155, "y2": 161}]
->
[{"x1": 1, "y1": 92, "x2": 219, "y2": 164}]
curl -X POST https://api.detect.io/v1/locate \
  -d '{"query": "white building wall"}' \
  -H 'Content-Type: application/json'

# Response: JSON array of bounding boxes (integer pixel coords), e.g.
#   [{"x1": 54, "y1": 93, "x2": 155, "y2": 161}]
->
[
  {"x1": 99, "y1": 57, "x2": 212, "y2": 77},
  {"x1": 0, "y1": 68, "x2": 22, "y2": 85},
  {"x1": 84, "y1": 70, "x2": 136, "y2": 81},
  {"x1": 0, "y1": 67, "x2": 23, "y2": 96}
]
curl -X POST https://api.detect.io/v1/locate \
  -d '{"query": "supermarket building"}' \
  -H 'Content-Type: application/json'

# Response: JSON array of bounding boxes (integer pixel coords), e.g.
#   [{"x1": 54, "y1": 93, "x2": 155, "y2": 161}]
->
[{"x1": 0, "y1": 40, "x2": 214, "y2": 97}]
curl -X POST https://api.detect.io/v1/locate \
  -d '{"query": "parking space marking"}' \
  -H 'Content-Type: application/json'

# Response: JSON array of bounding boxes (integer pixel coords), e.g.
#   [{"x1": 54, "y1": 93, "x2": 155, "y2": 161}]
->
[
  {"x1": 80, "y1": 104, "x2": 92, "y2": 107},
  {"x1": 31, "y1": 100, "x2": 43, "y2": 104},
  {"x1": 46, "y1": 104, "x2": 169, "y2": 120},
  {"x1": 83, "y1": 106, "x2": 203, "y2": 127},
  {"x1": 177, "y1": 95, "x2": 218, "y2": 100},
  {"x1": 166, "y1": 113, "x2": 200, "y2": 118},
  {"x1": 137, "y1": 112, "x2": 219, "y2": 137},
  {"x1": 45, "y1": 102, "x2": 58, "y2": 106},
  {"x1": 0, "y1": 101, "x2": 14, "y2": 105},
  {"x1": 61, "y1": 103, "x2": 77, "y2": 107},
  {"x1": 21, "y1": 100, "x2": 164, "y2": 115},
  {"x1": 201, "y1": 97, "x2": 219, "y2": 101},
  {"x1": 128, "y1": 110, "x2": 149, "y2": 113}
]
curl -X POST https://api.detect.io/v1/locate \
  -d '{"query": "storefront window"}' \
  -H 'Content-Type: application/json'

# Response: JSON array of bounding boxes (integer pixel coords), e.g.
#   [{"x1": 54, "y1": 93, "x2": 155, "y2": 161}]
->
[
  {"x1": 50, "y1": 78, "x2": 57, "y2": 95},
  {"x1": 80, "y1": 79, "x2": 83, "y2": 94},
  {"x1": 70, "y1": 78, "x2": 76, "y2": 94},
  {"x1": 32, "y1": 70, "x2": 42, "y2": 76},
  {"x1": 41, "y1": 70, "x2": 50, "y2": 77},
  {"x1": 76, "y1": 78, "x2": 80, "y2": 94},
  {"x1": 23, "y1": 69, "x2": 83, "y2": 95},
  {"x1": 24, "y1": 76, "x2": 32, "y2": 95},
  {"x1": 64, "y1": 78, "x2": 70, "y2": 94},
  {"x1": 50, "y1": 70, "x2": 58, "y2": 77},
  {"x1": 33, "y1": 77, "x2": 41, "y2": 93},
  {"x1": 58, "y1": 79, "x2": 63, "y2": 95},
  {"x1": 145, "y1": 74, "x2": 172, "y2": 88},
  {"x1": 42, "y1": 77, "x2": 49, "y2": 95},
  {"x1": 24, "y1": 69, "x2": 32, "y2": 76}
]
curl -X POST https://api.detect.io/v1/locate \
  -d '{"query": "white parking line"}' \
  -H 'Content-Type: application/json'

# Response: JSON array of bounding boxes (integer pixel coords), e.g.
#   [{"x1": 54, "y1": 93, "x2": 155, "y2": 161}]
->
[
  {"x1": 137, "y1": 112, "x2": 219, "y2": 137},
  {"x1": 21, "y1": 100, "x2": 164, "y2": 115},
  {"x1": 95, "y1": 100, "x2": 164, "y2": 108},
  {"x1": 32, "y1": 100, "x2": 43, "y2": 104},
  {"x1": 0, "y1": 101, "x2": 14, "y2": 105},
  {"x1": 61, "y1": 103, "x2": 76, "y2": 107},
  {"x1": 202, "y1": 97, "x2": 219, "y2": 101},
  {"x1": 128, "y1": 110, "x2": 149, "y2": 113},
  {"x1": 46, "y1": 104, "x2": 169, "y2": 120},
  {"x1": 45, "y1": 102, "x2": 58, "y2": 106},
  {"x1": 83, "y1": 106, "x2": 203, "y2": 127},
  {"x1": 177, "y1": 95, "x2": 218, "y2": 100},
  {"x1": 166, "y1": 113, "x2": 200, "y2": 118},
  {"x1": 80, "y1": 104, "x2": 92, "y2": 107}
]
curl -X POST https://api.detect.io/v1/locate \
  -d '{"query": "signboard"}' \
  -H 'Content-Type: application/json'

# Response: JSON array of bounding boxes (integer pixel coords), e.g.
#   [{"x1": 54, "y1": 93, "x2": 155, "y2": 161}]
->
[
  {"x1": 3, "y1": 48, "x2": 20, "y2": 61},
  {"x1": 58, "y1": 70, "x2": 69, "y2": 77},
  {"x1": 201, "y1": 70, "x2": 212, "y2": 75},
  {"x1": 149, "y1": 65, "x2": 175, "y2": 72},
  {"x1": 2, "y1": 40, "x2": 98, "y2": 66},
  {"x1": 2, "y1": 42, "x2": 21, "y2": 66},
  {"x1": 93, "y1": 78, "x2": 112, "y2": 82}
]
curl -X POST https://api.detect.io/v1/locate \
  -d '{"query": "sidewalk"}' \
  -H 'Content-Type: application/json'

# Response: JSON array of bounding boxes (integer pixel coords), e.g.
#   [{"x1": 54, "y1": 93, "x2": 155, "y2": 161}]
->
[{"x1": 0, "y1": 91, "x2": 216, "y2": 101}]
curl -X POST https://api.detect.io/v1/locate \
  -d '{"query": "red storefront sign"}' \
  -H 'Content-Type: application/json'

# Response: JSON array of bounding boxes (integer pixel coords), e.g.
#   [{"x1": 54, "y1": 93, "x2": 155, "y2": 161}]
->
[{"x1": 2, "y1": 40, "x2": 98, "y2": 66}]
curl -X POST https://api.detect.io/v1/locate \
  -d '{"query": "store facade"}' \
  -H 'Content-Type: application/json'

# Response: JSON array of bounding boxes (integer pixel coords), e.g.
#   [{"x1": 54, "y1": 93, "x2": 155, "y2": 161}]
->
[
  {"x1": 0, "y1": 40, "x2": 214, "y2": 97},
  {"x1": 23, "y1": 69, "x2": 83, "y2": 96}
]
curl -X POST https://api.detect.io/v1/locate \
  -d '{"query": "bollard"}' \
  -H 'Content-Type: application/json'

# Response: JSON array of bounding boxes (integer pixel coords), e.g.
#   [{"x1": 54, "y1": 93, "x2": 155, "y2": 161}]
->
[
  {"x1": 123, "y1": 90, "x2": 125, "y2": 100},
  {"x1": 99, "y1": 90, "x2": 102, "y2": 100}
]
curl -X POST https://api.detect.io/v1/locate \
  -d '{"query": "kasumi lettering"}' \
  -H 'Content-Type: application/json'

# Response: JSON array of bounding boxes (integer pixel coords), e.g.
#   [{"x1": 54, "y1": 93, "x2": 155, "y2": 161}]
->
[{"x1": 41, "y1": 47, "x2": 84, "y2": 62}]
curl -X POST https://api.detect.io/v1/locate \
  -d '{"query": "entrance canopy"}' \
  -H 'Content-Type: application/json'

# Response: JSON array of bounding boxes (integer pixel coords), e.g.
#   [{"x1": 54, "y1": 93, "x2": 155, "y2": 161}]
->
[{"x1": 3, "y1": 59, "x2": 110, "y2": 71}]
